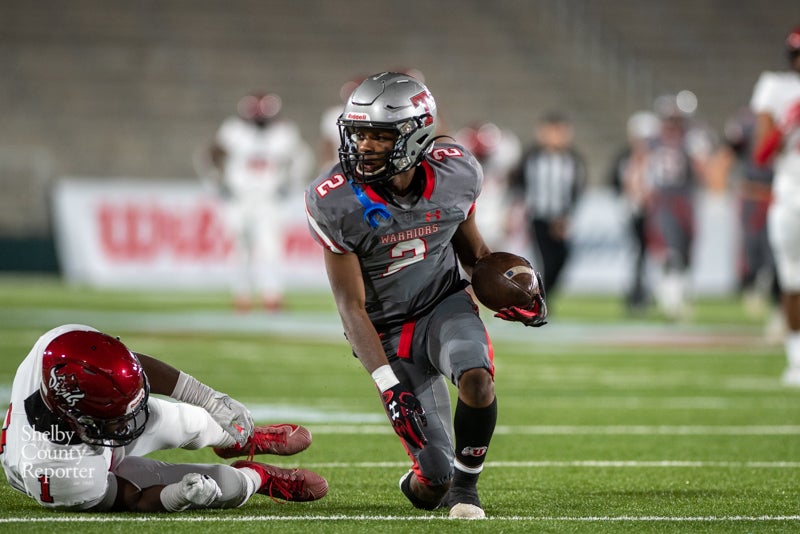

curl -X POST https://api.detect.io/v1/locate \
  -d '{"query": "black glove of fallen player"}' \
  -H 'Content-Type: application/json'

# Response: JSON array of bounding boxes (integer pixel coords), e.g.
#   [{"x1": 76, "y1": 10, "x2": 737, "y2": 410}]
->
[
  {"x1": 380, "y1": 383, "x2": 428, "y2": 449},
  {"x1": 494, "y1": 271, "x2": 548, "y2": 327}
]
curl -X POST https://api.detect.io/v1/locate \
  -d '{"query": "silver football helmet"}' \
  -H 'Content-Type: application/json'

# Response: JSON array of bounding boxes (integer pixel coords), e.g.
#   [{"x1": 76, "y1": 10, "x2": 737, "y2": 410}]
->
[{"x1": 338, "y1": 72, "x2": 437, "y2": 184}]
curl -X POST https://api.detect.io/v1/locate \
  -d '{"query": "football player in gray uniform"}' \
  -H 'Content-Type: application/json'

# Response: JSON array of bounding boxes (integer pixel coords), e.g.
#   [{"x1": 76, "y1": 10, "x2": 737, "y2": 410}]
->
[{"x1": 305, "y1": 72, "x2": 547, "y2": 519}]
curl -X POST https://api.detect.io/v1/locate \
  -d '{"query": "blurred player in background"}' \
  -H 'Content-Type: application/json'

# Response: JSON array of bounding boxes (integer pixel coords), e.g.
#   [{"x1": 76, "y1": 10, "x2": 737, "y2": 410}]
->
[
  {"x1": 750, "y1": 26, "x2": 800, "y2": 386},
  {"x1": 1, "y1": 324, "x2": 326, "y2": 512},
  {"x1": 455, "y1": 121, "x2": 522, "y2": 251},
  {"x1": 318, "y1": 76, "x2": 364, "y2": 174},
  {"x1": 305, "y1": 72, "x2": 547, "y2": 519},
  {"x1": 197, "y1": 92, "x2": 314, "y2": 312},
  {"x1": 642, "y1": 94, "x2": 710, "y2": 321},
  {"x1": 608, "y1": 110, "x2": 661, "y2": 313},
  {"x1": 510, "y1": 111, "x2": 588, "y2": 299},
  {"x1": 714, "y1": 108, "x2": 782, "y2": 335}
]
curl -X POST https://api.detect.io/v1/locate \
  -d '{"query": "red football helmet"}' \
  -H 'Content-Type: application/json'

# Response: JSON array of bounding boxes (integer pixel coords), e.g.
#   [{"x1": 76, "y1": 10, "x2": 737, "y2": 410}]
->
[
  {"x1": 237, "y1": 92, "x2": 282, "y2": 126},
  {"x1": 40, "y1": 330, "x2": 149, "y2": 447},
  {"x1": 787, "y1": 26, "x2": 800, "y2": 62},
  {"x1": 456, "y1": 122, "x2": 502, "y2": 161}
]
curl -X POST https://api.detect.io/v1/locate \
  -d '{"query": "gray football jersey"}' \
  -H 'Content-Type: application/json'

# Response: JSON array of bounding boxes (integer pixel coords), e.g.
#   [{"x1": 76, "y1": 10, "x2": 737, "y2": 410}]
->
[{"x1": 306, "y1": 143, "x2": 483, "y2": 328}]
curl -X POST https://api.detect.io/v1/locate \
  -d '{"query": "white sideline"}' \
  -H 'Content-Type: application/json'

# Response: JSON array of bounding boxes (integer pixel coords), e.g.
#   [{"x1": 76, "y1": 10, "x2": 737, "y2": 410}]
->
[
  {"x1": 308, "y1": 424, "x2": 800, "y2": 435},
  {"x1": 0, "y1": 515, "x2": 798, "y2": 523}
]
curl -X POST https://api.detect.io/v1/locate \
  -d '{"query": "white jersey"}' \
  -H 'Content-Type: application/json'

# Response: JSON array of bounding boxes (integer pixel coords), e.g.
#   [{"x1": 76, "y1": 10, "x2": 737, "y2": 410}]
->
[
  {"x1": 318, "y1": 104, "x2": 344, "y2": 172},
  {"x1": 1, "y1": 325, "x2": 235, "y2": 511},
  {"x1": 215, "y1": 116, "x2": 314, "y2": 208},
  {"x1": 320, "y1": 105, "x2": 342, "y2": 151},
  {"x1": 750, "y1": 70, "x2": 800, "y2": 206},
  {"x1": 1, "y1": 325, "x2": 120, "y2": 511},
  {"x1": 471, "y1": 130, "x2": 521, "y2": 249}
]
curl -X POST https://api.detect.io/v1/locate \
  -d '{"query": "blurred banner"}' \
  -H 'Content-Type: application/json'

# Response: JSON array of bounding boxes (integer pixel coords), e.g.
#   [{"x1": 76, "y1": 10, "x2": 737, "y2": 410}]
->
[
  {"x1": 52, "y1": 178, "x2": 737, "y2": 295},
  {"x1": 559, "y1": 188, "x2": 738, "y2": 296},
  {"x1": 52, "y1": 178, "x2": 323, "y2": 289}
]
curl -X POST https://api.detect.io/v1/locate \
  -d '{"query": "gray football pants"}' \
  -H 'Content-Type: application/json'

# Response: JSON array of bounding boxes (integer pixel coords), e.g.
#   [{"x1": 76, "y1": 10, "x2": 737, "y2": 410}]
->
[{"x1": 380, "y1": 289, "x2": 494, "y2": 486}]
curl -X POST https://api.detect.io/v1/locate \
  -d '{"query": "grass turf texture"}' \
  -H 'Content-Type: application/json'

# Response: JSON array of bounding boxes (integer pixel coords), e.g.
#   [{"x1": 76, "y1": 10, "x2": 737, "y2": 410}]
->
[{"x1": 0, "y1": 275, "x2": 797, "y2": 533}]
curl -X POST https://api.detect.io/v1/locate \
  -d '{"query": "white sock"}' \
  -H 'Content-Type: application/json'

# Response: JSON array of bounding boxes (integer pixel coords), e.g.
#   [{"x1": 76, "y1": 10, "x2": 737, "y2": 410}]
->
[
  {"x1": 236, "y1": 467, "x2": 263, "y2": 500},
  {"x1": 786, "y1": 332, "x2": 800, "y2": 369},
  {"x1": 454, "y1": 458, "x2": 483, "y2": 475}
]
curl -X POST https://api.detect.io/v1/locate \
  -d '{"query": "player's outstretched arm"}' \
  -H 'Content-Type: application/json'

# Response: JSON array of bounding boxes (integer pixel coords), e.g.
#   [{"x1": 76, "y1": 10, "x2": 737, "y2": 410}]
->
[
  {"x1": 136, "y1": 353, "x2": 254, "y2": 446},
  {"x1": 451, "y1": 210, "x2": 492, "y2": 277},
  {"x1": 135, "y1": 353, "x2": 180, "y2": 395},
  {"x1": 323, "y1": 249, "x2": 428, "y2": 448}
]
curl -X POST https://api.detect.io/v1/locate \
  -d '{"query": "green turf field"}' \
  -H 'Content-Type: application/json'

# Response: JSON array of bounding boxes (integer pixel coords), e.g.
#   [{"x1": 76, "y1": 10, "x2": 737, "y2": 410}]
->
[{"x1": 0, "y1": 275, "x2": 797, "y2": 533}]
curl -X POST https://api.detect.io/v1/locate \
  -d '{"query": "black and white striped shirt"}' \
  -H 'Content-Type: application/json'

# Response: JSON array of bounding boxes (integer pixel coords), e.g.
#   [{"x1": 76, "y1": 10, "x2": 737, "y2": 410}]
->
[{"x1": 511, "y1": 146, "x2": 587, "y2": 221}]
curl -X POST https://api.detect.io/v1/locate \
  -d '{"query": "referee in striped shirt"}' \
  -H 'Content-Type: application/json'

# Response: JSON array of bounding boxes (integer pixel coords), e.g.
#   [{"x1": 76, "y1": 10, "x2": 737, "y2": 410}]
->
[{"x1": 510, "y1": 112, "x2": 588, "y2": 297}]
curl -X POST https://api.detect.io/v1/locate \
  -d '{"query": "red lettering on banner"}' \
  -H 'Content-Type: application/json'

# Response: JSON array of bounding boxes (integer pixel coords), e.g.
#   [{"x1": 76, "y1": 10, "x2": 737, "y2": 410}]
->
[
  {"x1": 97, "y1": 202, "x2": 233, "y2": 261},
  {"x1": 283, "y1": 225, "x2": 323, "y2": 260}
]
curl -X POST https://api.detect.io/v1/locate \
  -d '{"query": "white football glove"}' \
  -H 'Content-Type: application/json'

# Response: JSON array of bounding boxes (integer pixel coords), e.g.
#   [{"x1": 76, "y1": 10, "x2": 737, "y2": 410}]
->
[
  {"x1": 171, "y1": 372, "x2": 254, "y2": 446},
  {"x1": 204, "y1": 393, "x2": 255, "y2": 446},
  {"x1": 161, "y1": 473, "x2": 222, "y2": 511},
  {"x1": 180, "y1": 473, "x2": 222, "y2": 506}
]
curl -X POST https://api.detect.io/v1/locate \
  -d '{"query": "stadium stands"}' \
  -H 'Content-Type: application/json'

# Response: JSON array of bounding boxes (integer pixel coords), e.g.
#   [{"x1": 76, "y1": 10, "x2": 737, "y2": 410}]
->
[{"x1": 0, "y1": 0, "x2": 796, "y2": 264}]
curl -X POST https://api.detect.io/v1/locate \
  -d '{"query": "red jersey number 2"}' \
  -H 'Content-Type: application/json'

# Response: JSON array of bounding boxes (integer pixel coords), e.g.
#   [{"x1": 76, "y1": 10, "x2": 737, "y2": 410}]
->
[
  {"x1": 314, "y1": 174, "x2": 347, "y2": 198},
  {"x1": 430, "y1": 147, "x2": 463, "y2": 161}
]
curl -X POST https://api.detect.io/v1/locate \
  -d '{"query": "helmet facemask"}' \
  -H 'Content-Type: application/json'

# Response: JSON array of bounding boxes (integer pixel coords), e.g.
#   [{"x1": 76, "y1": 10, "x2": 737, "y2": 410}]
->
[
  {"x1": 58, "y1": 375, "x2": 150, "y2": 447},
  {"x1": 75, "y1": 386, "x2": 149, "y2": 447},
  {"x1": 338, "y1": 117, "x2": 433, "y2": 185}
]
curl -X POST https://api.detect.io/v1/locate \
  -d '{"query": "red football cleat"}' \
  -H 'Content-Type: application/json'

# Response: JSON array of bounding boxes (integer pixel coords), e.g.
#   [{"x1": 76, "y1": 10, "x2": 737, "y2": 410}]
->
[
  {"x1": 214, "y1": 424, "x2": 312, "y2": 459},
  {"x1": 231, "y1": 460, "x2": 328, "y2": 502}
]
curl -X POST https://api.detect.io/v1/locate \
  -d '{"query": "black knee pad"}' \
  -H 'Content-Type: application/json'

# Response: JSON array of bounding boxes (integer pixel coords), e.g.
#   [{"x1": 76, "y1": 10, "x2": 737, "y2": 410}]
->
[{"x1": 417, "y1": 445, "x2": 454, "y2": 486}]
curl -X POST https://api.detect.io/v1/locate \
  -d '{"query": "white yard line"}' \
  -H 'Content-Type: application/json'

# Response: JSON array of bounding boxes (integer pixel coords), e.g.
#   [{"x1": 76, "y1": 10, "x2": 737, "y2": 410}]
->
[
  {"x1": 0, "y1": 307, "x2": 769, "y2": 347},
  {"x1": 0, "y1": 514, "x2": 797, "y2": 523},
  {"x1": 307, "y1": 424, "x2": 800, "y2": 435}
]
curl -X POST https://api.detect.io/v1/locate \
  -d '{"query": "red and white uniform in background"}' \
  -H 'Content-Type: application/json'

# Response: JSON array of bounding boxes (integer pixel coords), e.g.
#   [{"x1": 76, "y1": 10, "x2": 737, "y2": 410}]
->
[
  {"x1": 1, "y1": 325, "x2": 236, "y2": 510},
  {"x1": 214, "y1": 116, "x2": 314, "y2": 306},
  {"x1": 455, "y1": 123, "x2": 522, "y2": 251},
  {"x1": 751, "y1": 71, "x2": 800, "y2": 290},
  {"x1": 751, "y1": 52, "x2": 800, "y2": 387}
]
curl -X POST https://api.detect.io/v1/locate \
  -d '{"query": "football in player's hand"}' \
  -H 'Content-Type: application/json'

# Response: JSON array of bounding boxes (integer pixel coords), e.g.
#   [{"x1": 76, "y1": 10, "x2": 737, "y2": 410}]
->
[{"x1": 470, "y1": 252, "x2": 540, "y2": 312}]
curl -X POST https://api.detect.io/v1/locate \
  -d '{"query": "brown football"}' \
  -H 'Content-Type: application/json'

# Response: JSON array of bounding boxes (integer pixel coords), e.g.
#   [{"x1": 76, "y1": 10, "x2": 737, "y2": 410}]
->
[{"x1": 470, "y1": 252, "x2": 539, "y2": 312}]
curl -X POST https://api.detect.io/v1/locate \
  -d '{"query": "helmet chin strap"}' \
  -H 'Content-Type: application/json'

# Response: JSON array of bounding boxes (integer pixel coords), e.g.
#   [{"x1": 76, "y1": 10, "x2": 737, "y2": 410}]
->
[{"x1": 349, "y1": 181, "x2": 391, "y2": 228}]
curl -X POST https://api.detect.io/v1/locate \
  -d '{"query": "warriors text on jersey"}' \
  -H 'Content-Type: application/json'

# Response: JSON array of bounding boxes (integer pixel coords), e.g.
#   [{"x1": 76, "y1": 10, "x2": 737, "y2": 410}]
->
[{"x1": 305, "y1": 143, "x2": 483, "y2": 328}]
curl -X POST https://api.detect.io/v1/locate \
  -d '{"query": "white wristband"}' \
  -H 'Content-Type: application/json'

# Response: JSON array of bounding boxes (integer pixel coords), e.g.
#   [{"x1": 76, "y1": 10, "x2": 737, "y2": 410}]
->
[
  {"x1": 171, "y1": 371, "x2": 216, "y2": 408},
  {"x1": 371, "y1": 364, "x2": 400, "y2": 393}
]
